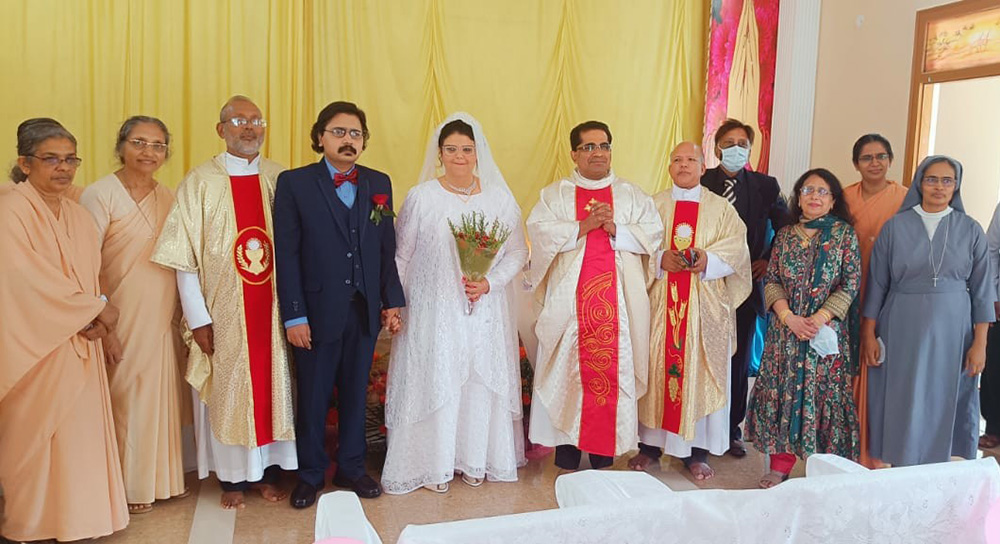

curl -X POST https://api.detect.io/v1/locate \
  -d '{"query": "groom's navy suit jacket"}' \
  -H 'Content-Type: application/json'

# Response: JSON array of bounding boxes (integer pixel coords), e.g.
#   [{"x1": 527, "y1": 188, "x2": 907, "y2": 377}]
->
[{"x1": 273, "y1": 160, "x2": 405, "y2": 341}]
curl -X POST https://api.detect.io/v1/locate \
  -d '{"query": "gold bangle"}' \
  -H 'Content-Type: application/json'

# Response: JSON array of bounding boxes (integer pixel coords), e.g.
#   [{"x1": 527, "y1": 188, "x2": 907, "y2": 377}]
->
[
  {"x1": 778, "y1": 309, "x2": 792, "y2": 324},
  {"x1": 817, "y1": 309, "x2": 833, "y2": 323}
]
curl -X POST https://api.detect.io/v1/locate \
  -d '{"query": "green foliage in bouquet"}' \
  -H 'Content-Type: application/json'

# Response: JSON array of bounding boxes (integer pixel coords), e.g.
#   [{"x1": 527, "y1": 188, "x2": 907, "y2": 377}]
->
[{"x1": 447, "y1": 211, "x2": 512, "y2": 280}]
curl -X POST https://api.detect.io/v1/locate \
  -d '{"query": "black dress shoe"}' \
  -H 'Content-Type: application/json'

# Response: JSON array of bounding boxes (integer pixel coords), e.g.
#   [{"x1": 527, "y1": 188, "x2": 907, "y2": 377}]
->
[
  {"x1": 333, "y1": 473, "x2": 382, "y2": 499},
  {"x1": 290, "y1": 481, "x2": 322, "y2": 509},
  {"x1": 727, "y1": 438, "x2": 748, "y2": 458}
]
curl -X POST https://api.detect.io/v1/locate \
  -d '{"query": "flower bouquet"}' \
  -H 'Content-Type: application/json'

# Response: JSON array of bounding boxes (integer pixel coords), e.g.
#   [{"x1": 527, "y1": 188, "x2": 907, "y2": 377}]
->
[{"x1": 447, "y1": 211, "x2": 511, "y2": 314}]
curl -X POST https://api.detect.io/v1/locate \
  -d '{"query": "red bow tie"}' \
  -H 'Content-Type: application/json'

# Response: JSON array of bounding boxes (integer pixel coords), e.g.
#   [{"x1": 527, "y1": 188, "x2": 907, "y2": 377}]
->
[{"x1": 333, "y1": 169, "x2": 358, "y2": 188}]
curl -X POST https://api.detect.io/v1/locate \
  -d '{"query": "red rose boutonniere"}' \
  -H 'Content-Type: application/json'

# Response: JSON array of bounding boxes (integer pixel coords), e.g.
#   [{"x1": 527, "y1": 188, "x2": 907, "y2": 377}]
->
[{"x1": 370, "y1": 194, "x2": 396, "y2": 225}]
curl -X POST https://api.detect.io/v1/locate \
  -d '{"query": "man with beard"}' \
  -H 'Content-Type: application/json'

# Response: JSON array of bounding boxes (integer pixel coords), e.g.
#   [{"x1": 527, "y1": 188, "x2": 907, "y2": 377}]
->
[
  {"x1": 274, "y1": 101, "x2": 404, "y2": 508},
  {"x1": 152, "y1": 96, "x2": 297, "y2": 510}
]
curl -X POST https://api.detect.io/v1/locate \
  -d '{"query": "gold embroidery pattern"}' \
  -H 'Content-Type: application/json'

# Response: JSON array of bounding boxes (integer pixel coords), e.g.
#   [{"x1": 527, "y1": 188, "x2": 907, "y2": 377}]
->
[
  {"x1": 232, "y1": 226, "x2": 274, "y2": 285},
  {"x1": 667, "y1": 281, "x2": 688, "y2": 350},
  {"x1": 579, "y1": 270, "x2": 616, "y2": 406},
  {"x1": 673, "y1": 222, "x2": 694, "y2": 250}
]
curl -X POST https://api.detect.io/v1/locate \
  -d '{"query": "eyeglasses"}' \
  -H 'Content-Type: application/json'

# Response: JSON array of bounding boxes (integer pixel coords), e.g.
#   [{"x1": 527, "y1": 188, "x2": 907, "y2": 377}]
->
[
  {"x1": 325, "y1": 127, "x2": 364, "y2": 140},
  {"x1": 800, "y1": 186, "x2": 832, "y2": 197},
  {"x1": 858, "y1": 153, "x2": 890, "y2": 164},
  {"x1": 27, "y1": 155, "x2": 83, "y2": 168},
  {"x1": 442, "y1": 145, "x2": 476, "y2": 156},
  {"x1": 719, "y1": 140, "x2": 751, "y2": 150},
  {"x1": 128, "y1": 139, "x2": 169, "y2": 153},
  {"x1": 225, "y1": 117, "x2": 267, "y2": 128},
  {"x1": 576, "y1": 143, "x2": 612, "y2": 153},
  {"x1": 923, "y1": 176, "x2": 956, "y2": 187}
]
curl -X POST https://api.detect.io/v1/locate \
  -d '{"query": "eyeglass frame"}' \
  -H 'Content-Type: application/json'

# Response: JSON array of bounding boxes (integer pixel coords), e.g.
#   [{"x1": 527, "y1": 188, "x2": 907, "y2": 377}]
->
[
  {"x1": 576, "y1": 142, "x2": 612, "y2": 153},
  {"x1": 127, "y1": 139, "x2": 169, "y2": 153},
  {"x1": 324, "y1": 127, "x2": 364, "y2": 140},
  {"x1": 26, "y1": 154, "x2": 83, "y2": 168},
  {"x1": 857, "y1": 153, "x2": 891, "y2": 164},
  {"x1": 799, "y1": 185, "x2": 832, "y2": 197},
  {"x1": 922, "y1": 176, "x2": 956, "y2": 187},
  {"x1": 441, "y1": 145, "x2": 476, "y2": 156},
  {"x1": 224, "y1": 117, "x2": 268, "y2": 128}
]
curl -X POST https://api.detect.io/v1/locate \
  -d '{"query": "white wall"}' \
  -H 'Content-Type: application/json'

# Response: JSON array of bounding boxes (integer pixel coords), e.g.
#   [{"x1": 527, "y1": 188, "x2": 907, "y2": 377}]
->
[
  {"x1": 931, "y1": 76, "x2": 1000, "y2": 228},
  {"x1": 810, "y1": 0, "x2": 949, "y2": 185}
]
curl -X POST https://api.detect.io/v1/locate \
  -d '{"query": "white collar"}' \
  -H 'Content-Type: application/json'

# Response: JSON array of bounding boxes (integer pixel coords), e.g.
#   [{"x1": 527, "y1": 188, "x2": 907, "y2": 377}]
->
[
  {"x1": 671, "y1": 184, "x2": 701, "y2": 202},
  {"x1": 913, "y1": 205, "x2": 953, "y2": 218},
  {"x1": 223, "y1": 152, "x2": 261, "y2": 176},
  {"x1": 570, "y1": 168, "x2": 616, "y2": 190}
]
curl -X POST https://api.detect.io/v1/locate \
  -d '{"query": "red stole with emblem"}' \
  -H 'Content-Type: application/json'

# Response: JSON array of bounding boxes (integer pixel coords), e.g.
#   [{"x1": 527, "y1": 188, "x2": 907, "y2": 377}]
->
[
  {"x1": 574, "y1": 186, "x2": 619, "y2": 456},
  {"x1": 230, "y1": 174, "x2": 275, "y2": 446},
  {"x1": 661, "y1": 200, "x2": 699, "y2": 433}
]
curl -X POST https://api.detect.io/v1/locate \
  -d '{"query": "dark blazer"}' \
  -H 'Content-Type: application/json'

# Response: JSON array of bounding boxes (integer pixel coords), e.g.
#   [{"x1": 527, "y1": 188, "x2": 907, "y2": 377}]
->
[
  {"x1": 273, "y1": 161, "x2": 405, "y2": 341},
  {"x1": 702, "y1": 166, "x2": 792, "y2": 313}
]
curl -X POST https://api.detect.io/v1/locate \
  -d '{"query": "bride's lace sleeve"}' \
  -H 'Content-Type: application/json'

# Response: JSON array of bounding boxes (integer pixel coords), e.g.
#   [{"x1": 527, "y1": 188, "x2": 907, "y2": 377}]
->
[
  {"x1": 486, "y1": 219, "x2": 528, "y2": 290},
  {"x1": 395, "y1": 187, "x2": 420, "y2": 284}
]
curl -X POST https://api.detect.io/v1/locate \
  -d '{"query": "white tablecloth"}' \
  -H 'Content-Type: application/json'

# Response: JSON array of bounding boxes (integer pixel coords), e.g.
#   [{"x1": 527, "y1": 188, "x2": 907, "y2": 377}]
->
[
  {"x1": 314, "y1": 491, "x2": 382, "y2": 544},
  {"x1": 398, "y1": 457, "x2": 1000, "y2": 544}
]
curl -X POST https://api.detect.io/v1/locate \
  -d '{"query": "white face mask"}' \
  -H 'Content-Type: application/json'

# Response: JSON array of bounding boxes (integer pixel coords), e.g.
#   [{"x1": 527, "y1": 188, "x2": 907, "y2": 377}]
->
[
  {"x1": 720, "y1": 145, "x2": 750, "y2": 173},
  {"x1": 809, "y1": 324, "x2": 840, "y2": 357}
]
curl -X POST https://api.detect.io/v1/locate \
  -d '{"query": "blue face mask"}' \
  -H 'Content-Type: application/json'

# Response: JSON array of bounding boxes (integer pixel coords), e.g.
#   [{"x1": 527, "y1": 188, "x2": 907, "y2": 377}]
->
[{"x1": 720, "y1": 145, "x2": 750, "y2": 173}]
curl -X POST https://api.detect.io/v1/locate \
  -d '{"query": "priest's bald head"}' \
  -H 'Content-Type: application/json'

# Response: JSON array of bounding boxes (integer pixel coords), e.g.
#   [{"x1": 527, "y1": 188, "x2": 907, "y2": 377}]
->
[
  {"x1": 668, "y1": 141, "x2": 705, "y2": 190},
  {"x1": 216, "y1": 95, "x2": 267, "y2": 160}
]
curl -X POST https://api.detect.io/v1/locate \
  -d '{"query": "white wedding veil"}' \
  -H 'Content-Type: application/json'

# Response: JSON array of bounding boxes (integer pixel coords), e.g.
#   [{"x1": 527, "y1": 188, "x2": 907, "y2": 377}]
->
[{"x1": 417, "y1": 111, "x2": 516, "y2": 201}]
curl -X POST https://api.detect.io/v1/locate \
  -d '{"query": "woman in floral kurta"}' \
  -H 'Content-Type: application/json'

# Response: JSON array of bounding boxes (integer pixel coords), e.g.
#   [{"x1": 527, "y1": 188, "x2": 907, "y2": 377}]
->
[{"x1": 746, "y1": 168, "x2": 861, "y2": 488}]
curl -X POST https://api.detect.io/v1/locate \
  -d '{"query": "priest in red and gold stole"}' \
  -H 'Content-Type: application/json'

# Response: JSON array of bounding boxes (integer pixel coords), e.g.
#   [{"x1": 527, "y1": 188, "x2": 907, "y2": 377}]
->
[
  {"x1": 627, "y1": 142, "x2": 751, "y2": 481},
  {"x1": 152, "y1": 96, "x2": 296, "y2": 510},
  {"x1": 526, "y1": 121, "x2": 662, "y2": 470}
]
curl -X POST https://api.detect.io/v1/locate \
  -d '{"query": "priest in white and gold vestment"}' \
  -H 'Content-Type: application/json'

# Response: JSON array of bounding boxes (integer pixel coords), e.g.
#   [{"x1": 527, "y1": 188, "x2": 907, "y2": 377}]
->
[
  {"x1": 152, "y1": 96, "x2": 296, "y2": 509},
  {"x1": 628, "y1": 142, "x2": 751, "y2": 480},
  {"x1": 526, "y1": 121, "x2": 662, "y2": 470}
]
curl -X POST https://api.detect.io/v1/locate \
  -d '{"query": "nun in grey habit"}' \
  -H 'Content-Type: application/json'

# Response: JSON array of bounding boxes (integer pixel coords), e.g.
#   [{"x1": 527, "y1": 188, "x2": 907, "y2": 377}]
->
[{"x1": 861, "y1": 155, "x2": 994, "y2": 466}]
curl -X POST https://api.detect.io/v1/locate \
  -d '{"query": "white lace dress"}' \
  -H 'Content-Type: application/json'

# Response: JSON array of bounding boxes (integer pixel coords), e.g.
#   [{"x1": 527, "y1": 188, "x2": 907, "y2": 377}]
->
[{"x1": 381, "y1": 180, "x2": 528, "y2": 494}]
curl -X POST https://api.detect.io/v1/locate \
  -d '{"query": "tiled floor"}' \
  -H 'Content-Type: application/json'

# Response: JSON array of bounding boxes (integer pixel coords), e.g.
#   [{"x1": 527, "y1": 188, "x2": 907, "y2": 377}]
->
[{"x1": 4, "y1": 442, "x2": 997, "y2": 544}]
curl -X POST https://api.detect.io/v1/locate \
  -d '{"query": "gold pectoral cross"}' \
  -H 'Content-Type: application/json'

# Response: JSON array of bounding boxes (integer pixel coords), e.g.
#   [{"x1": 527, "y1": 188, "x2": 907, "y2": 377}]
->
[{"x1": 584, "y1": 198, "x2": 599, "y2": 212}]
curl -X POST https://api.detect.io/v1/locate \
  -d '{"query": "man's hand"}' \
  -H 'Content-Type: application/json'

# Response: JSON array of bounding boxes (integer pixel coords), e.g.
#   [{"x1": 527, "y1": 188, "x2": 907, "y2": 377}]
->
[
  {"x1": 579, "y1": 202, "x2": 612, "y2": 238},
  {"x1": 601, "y1": 220, "x2": 617, "y2": 237},
  {"x1": 192, "y1": 324, "x2": 215, "y2": 356},
  {"x1": 382, "y1": 308, "x2": 402, "y2": 335},
  {"x1": 463, "y1": 277, "x2": 490, "y2": 303},
  {"x1": 95, "y1": 303, "x2": 120, "y2": 333},
  {"x1": 751, "y1": 259, "x2": 769, "y2": 281},
  {"x1": 660, "y1": 250, "x2": 687, "y2": 273},
  {"x1": 103, "y1": 332, "x2": 124, "y2": 365},
  {"x1": 687, "y1": 248, "x2": 708, "y2": 275},
  {"x1": 287, "y1": 323, "x2": 312, "y2": 350}
]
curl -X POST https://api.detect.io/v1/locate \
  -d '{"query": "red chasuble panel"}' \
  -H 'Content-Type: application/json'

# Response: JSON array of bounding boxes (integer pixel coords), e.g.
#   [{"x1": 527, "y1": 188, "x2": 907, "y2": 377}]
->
[
  {"x1": 574, "y1": 186, "x2": 619, "y2": 457},
  {"x1": 229, "y1": 174, "x2": 275, "y2": 447},
  {"x1": 661, "y1": 200, "x2": 699, "y2": 433}
]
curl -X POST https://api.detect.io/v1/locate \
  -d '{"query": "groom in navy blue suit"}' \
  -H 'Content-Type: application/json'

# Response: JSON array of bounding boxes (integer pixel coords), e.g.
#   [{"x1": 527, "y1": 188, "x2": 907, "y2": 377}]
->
[{"x1": 273, "y1": 101, "x2": 405, "y2": 508}]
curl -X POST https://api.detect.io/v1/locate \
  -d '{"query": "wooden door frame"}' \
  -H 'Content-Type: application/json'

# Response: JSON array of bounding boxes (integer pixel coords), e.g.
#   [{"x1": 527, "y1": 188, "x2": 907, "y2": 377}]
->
[{"x1": 904, "y1": 0, "x2": 1000, "y2": 183}]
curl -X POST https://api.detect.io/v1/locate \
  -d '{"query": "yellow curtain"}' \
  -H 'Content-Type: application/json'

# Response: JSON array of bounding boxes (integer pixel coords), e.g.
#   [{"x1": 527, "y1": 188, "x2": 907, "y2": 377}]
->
[{"x1": 0, "y1": 0, "x2": 706, "y2": 208}]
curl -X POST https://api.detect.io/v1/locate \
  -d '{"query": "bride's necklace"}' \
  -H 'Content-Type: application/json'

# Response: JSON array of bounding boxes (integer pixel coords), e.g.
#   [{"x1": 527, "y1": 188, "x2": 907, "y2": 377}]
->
[
  {"x1": 442, "y1": 177, "x2": 478, "y2": 202},
  {"x1": 929, "y1": 217, "x2": 950, "y2": 287}
]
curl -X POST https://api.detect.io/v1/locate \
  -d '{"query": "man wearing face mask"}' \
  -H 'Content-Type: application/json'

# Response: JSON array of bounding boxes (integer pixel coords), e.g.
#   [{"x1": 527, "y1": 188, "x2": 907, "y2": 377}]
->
[
  {"x1": 701, "y1": 118, "x2": 792, "y2": 458},
  {"x1": 152, "y1": 96, "x2": 298, "y2": 510}
]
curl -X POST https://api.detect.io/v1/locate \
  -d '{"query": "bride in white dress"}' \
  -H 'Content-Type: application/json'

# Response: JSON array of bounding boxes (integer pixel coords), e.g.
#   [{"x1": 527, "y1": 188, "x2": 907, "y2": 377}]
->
[{"x1": 381, "y1": 112, "x2": 528, "y2": 494}]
